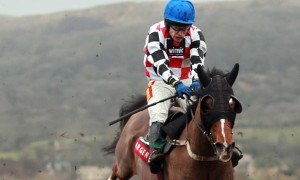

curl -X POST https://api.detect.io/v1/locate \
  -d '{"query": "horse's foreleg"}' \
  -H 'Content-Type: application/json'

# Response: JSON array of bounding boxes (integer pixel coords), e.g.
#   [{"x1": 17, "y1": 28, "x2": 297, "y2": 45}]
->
[
  {"x1": 107, "y1": 160, "x2": 132, "y2": 180},
  {"x1": 106, "y1": 162, "x2": 118, "y2": 180},
  {"x1": 106, "y1": 175, "x2": 116, "y2": 180},
  {"x1": 106, "y1": 173, "x2": 129, "y2": 180}
]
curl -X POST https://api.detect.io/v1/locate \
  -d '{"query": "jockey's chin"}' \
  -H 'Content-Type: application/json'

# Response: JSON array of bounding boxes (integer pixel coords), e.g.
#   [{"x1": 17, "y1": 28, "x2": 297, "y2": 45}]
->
[{"x1": 173, "y1": 36, "x2": 184, "y2": 42}]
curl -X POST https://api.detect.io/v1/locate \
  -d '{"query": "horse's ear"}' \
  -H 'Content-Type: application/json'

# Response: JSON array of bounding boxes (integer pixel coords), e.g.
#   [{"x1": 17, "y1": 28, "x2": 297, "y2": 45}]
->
[
  {"x1": 226, "y1": 63, "x2": 239, "y2": 86},
  {"x1": 197, "y1": 65, "x2": 211, "y2": 88}
]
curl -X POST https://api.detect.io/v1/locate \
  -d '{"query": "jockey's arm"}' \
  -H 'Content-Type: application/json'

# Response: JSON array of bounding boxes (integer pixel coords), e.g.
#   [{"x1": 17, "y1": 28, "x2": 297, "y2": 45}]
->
[
  {"x1": 146, "y1": 31, "x2": 180, "y2": 87},
  {"x1": 189, "y1": 29, "x2": 207, "y2": 81}
]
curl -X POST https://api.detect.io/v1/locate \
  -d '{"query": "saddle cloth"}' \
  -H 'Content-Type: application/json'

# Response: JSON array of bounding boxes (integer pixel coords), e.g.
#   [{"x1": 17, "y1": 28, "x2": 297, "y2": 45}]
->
[{"x1": 134, "y1": 137, "x2": 150, "y2": 162}]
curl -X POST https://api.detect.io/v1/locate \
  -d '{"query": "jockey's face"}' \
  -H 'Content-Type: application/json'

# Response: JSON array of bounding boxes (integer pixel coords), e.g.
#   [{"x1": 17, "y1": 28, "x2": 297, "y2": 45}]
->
[{"x1": 169, "y1": 25, "x2": 190, "y2": 42}]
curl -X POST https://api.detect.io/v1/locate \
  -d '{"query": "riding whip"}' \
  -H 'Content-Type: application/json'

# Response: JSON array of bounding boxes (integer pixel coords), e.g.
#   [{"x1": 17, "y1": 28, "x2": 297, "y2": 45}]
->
[{"x1": 108, "y1": 94, "x2": 178, "y2": 126}]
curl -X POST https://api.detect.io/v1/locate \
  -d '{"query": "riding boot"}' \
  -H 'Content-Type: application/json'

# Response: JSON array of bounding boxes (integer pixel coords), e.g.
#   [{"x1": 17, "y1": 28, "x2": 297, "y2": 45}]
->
[
  {"x1": 232, "y1": 146, "x2": 243, "y2": 167},
  {"x1": 148, "y1": 122, "x2": 164, "y2": 174}
]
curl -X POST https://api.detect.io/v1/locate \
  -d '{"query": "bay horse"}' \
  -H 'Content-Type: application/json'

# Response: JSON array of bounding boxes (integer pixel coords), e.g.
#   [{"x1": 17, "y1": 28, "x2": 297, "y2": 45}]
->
[{"x1": 104, "y1": 63, "x2": 242, "y2": 179}]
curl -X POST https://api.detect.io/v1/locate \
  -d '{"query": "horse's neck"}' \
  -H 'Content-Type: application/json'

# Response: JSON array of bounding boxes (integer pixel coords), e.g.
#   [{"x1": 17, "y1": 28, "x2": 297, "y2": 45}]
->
[{"x1": 183, "y1": 101, "x2": 215, "y2": 156}]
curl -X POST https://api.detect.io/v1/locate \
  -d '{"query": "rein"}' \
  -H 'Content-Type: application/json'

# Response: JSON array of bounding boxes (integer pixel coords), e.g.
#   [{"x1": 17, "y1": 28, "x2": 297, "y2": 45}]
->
[{"x1": 169, "y1": 98, "x2": 219, "y2": 161}]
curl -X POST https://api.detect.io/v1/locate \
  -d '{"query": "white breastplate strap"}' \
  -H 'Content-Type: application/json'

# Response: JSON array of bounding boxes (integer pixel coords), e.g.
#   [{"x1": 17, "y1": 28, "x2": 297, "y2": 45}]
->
[{"x1": 171, "y1": 139, "x2": 219, "y2": 161}]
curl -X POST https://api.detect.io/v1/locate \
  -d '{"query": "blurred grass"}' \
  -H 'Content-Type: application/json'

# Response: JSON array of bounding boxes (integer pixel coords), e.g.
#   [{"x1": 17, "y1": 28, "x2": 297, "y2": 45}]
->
[{"x1": 0, "y1": 150, "x2": 21, "y2": 161}]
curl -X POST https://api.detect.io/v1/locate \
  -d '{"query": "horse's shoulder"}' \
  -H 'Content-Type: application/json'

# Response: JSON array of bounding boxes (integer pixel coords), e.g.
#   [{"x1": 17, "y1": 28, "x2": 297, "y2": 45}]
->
[{"x1": 122, "y1": 109, "x2": 149, "y2": 136}]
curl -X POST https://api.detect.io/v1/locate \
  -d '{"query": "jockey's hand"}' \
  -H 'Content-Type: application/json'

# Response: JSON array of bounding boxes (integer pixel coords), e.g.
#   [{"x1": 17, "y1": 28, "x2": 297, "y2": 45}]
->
[
  {"x1": 190, "y1": 81, "x2": 201, "y2": 92},
  {"x1": 175, "y1": 82, "x2": 191, "y2": 99}
]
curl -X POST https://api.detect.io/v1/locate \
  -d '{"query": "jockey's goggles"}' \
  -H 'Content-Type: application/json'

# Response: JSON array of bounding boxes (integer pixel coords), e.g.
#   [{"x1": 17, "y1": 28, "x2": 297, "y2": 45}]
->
[{"x1": 170, "y1": 25, "x2": 190, "y2": 32}]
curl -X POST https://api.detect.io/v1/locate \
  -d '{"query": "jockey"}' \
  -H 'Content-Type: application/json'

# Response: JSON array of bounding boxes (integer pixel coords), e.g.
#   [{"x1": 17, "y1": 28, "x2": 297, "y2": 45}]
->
[
  {"x1": 143, "y1": 0, "x2": 206, "y2": 173},
  {"x1": 143, "y1": 0, "x2": 243, "y2": 174}
]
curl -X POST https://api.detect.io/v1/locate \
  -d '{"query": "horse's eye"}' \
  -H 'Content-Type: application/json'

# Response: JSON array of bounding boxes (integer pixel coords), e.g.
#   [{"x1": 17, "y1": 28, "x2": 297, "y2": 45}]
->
[{"x1": 201, "y1": 96, "x2": 214, "y2": 113}]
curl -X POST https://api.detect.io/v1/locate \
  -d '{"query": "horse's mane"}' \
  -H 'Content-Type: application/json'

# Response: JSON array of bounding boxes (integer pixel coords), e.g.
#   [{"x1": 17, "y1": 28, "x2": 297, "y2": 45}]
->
[
  {"x1": 118, "y1": 94, "x2": 147, "y2": 128},
  {"x1": 103, "y1": 67, "x2": 229, "y2": 154},
  {"x1": 103, "y1": 94, "x2": 147, "y2": 154}
]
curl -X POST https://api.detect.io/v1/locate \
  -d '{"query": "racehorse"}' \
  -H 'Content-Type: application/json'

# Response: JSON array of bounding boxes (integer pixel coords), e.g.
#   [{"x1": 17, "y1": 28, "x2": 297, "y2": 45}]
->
[{"x1": 103, "y1": 63, "x2": 242, "y2": 179}]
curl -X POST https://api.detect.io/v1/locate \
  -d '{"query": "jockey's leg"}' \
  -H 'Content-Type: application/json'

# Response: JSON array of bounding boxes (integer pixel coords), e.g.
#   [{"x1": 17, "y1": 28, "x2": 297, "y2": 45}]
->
[
  {"x1": 146, "y1": 81, "x2": 174, "y2": 173},
  {"x1": 232, "y1": 146, "x2": 243, "y2": 167},
  {"x1": 148, "y1": 122, "x2": 164, "y2": 174}
]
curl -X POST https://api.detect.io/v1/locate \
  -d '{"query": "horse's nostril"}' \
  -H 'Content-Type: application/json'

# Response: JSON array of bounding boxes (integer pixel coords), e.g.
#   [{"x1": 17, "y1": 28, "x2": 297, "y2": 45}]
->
[{"x1": 215, "y1": 143, "x2": 225, "y2": 150}]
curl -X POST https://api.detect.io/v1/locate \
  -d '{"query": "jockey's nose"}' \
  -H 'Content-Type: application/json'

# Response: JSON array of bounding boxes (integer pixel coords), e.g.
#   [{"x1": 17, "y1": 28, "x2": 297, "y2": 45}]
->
[{"x1": 176, "y1": 30, "x2": 186, "y2": 36}]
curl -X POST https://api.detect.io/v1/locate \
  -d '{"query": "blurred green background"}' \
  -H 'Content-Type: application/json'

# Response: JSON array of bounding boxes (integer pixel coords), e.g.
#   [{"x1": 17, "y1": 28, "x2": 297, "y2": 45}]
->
[{"x1": 0, "y1": 0, "x2": 299, "y2": 179}]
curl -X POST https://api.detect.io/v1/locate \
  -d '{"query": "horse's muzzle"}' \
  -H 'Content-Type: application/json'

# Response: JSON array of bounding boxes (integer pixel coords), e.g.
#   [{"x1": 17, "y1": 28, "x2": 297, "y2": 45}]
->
[{"x1": 215, "y1": 142, "x2": 235, "y2": 162}]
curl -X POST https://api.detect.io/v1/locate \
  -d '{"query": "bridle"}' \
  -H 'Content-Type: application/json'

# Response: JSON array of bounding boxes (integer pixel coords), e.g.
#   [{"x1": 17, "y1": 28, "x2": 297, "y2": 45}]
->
[
  {"x1": 169, "y1": 63, "x2": 242, "y2": 161},
  {"x1": 170, "y1": 76, "x2": 240, "y2": 161},
  {"x1": 169, "y1": 97, "x2": 219, "y2": 161}
]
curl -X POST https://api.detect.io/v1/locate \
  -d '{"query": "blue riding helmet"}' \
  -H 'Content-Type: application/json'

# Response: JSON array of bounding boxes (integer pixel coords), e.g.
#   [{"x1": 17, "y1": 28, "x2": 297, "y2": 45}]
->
[{"x1": 164, "y1": 0, "x2": 195, "y2": 25}]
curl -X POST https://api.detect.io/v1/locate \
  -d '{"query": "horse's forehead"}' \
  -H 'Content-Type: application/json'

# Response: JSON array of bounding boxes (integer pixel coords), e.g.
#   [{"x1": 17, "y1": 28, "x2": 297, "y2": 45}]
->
[
  {"x1": 211, "y1": 76, "x2": 230, "y2": 88},
  {"x1": 206, "y1": 76, "x2": 234, "y2": 98}
]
